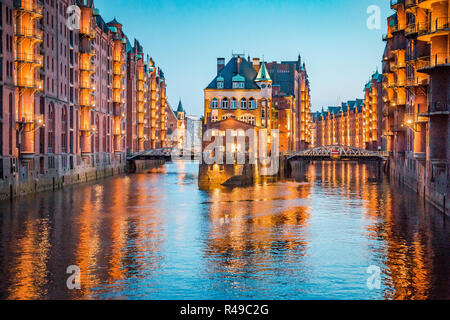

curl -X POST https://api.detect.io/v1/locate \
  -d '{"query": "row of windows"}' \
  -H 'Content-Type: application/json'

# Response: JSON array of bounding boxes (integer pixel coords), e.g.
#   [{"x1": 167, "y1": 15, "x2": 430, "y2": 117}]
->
[
  {"x1": 211, "y1": 114, "x2": 257, "y2": 125},
  {"x1": 210, "y1": 98, "x2": 268, "y2": 110}
]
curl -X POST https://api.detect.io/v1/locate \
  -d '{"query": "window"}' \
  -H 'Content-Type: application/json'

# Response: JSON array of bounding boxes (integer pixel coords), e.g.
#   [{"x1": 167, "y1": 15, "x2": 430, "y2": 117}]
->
[
  {"x1": 211, "y1": 115, "x2": 218, "y2": 123},
  {"x1": 248, "y1": 116, "x2": 256, "y2": 125},
  {"x1": 61, "y1": 106, "x2": 67, "y2": 153},
  {"x1": 217, "y1": 81, "x2": 224, "y2": 89},
  {"x1": 211, "y1": 98, "x2": 218, "y2": 109},
  {"x1": 240, "y1": 98, "x2": 247, "y2": 110},
  {"x1": 222, "y1": 98, "x2": 229, "y2": 109},
  {"x1": 48, "y1": 104, "x2": 55, "y2": 153},
  {"x1": 249, "y1": 98, "x2": 256, "y2": 109},
  {"x1": 233, "y1": 81, "x2": 245, "y2": 89},
  {"x1": 230, "y1": 98, "x2": 237, "y2": 110},
  {"x1": 8, "y1": 93, "x2": 12, "y2": 155}
]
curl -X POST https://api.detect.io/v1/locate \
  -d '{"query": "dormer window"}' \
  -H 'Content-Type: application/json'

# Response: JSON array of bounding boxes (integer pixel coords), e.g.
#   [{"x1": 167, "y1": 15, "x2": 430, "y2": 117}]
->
[
  {"x1": 232, "y1": 74, "x2": 245, "y2": 89},
  {"x1": 233, "y1": 82, "x2": 245, "y2": 89},
  {"x1": 217, "y1": 76, "x2": 224, "y2": 89}
]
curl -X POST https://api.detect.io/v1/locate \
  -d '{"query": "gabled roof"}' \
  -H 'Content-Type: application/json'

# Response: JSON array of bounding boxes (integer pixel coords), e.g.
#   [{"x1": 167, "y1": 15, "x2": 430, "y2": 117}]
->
[
  {"x1": 255, "y1": 62, "x2": 272, "y2": 82},
  {"x1": 206, "y1": 56, "x2": 259, "y2": 90}
]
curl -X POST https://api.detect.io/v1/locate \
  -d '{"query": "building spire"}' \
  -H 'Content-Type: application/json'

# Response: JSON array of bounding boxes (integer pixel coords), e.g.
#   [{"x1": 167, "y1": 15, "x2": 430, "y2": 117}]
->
[{"x1": 255, "y1": 61, "x2": 272, "y2": 83}]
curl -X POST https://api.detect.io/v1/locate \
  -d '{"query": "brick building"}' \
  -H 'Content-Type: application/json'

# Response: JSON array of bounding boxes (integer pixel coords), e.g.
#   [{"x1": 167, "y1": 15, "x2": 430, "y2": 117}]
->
[
  {"x1": 0, "y1": 0, "x2": 172, "y2": 200},
  {"x1": 266, "y1": 56, "x2": 312, "y2": 152},
  {"x1": 312, "y1": 100, "x2": 365, "y2": 148},
  {"x1": 382, "y1": 0, "x2": 449, "y2": 213}
]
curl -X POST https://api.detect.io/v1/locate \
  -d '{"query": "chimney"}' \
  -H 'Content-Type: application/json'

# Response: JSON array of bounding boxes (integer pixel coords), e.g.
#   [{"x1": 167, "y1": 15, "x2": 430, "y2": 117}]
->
[
  {"x1": 236, "y1": 56, "x2": 242, "y2": 74},
  {"x1": 217, "y1": 58, "x2": 225, "y2": 75},
  {"x1": 252, "y1": 58, "x2": 260, "y2": 72}
]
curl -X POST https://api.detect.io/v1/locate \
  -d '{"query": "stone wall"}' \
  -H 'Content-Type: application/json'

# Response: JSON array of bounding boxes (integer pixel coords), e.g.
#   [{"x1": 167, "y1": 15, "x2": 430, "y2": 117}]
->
[{"x1": 388, "y1": 156, "x2": 449, "y2": 216}]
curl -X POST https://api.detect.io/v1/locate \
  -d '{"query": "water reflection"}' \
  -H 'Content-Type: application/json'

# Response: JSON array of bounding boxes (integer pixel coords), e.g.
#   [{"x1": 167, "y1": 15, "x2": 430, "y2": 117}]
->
[{"x1": 0, "y1": 161, "x2": 448, "y2": 300}]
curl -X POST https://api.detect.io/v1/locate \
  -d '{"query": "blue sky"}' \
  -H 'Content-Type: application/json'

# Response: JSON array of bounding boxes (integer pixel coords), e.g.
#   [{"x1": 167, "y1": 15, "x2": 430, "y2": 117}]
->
[{"x1": 95, "y1": 0, "x2": 392, "y2": 115}]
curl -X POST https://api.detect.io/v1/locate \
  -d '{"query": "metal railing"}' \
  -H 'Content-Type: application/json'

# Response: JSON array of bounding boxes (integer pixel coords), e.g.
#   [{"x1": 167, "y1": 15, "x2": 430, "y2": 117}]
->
[
  {"x1": 428, "y1": 101, "x2": 449, "y2": 113},
  {"x1": 15, "y1": 52, "x2": 43, "y2": 65},
  {"x1": 14, "y1": 0, "x2": 43, "y2": 15},
  {"x1": 417, "y1": 18, "x2": 450, "y2": 36},
  {"x1": 417, "y1": 53, "x2": 450, "y2": 69},
  {"x1": 15, "y1": 25, "x2": 43, "y2": 40}
]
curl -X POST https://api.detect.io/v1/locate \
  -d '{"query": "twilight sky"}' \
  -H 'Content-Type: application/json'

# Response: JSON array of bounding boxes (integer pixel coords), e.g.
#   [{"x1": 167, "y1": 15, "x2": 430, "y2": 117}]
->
[{"x1": 94, "y1": 0, "x2": 392, "y2": 115}]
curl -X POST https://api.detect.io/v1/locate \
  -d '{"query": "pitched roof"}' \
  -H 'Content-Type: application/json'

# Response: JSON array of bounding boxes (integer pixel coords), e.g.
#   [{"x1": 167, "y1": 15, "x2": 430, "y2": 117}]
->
[
  {"x1": 177, "y1": 100, "x2": 184, "y2": 113},
  {"x1": 255, "y1": 62, "x2": 272, "y2": 82},
  {"x1": 206, "y1": 56, "x2": 259, "y2": 90}
]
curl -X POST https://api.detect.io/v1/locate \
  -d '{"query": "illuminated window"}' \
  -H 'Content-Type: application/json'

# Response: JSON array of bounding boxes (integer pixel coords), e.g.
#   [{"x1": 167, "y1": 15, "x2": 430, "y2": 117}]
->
[
  {"x1": 240, "y1": 98, "x2": 247, "y2": 110},
  {"x1": 249, "y1": 98, "x2": 256, "y2": 109},
  {"x1": 211, "y1": 98, "x2": 218, "y2": 109},
  {"x1": 230, "y1": 98, "x2": 237, "y2": 109},
  {"x1": 222, "y1": 98, "x2": 229, "y2": 109}
]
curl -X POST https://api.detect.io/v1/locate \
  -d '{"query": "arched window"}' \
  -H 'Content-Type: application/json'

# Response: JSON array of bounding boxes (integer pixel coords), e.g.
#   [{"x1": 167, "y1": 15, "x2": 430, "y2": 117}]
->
[
  {"x1": 240, "y1": 98, "x2": 247, "y2": 110},
  {"x1": 61, "y1": 106, "x2": 67, "y2": 153},
  {"x1": 48, "y1": 104, "x2": 55, "y2": 153},
  {"x1": 248, "y1": 116, "x2": 256, "y2": 125},
  {"x1": 249, "y1": 98, "x2": 256, "y2": 109},
  {"x1": 211, "y1": 98, "x2": 218, "y2": 109},
  {"x1": 221, "y1": 98, "x2": 229, "y2": 109},
  {"x1": 230, "y1": 98, "x2": 237, "y2": 110}
]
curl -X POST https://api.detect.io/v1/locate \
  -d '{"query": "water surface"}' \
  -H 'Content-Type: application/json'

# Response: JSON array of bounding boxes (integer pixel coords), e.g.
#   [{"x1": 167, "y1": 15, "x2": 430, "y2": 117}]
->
[{"x1": 0, "y1": 161, "x2": 448, "y2": 300}]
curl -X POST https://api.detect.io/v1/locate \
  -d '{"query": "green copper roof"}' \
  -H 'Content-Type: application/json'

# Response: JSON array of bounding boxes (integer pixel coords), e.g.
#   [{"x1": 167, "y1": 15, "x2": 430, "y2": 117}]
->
[
  {"x1": 232, "y1": 74, "x2": 245, "y2": 82},
  {"x1": 255, "y1": 62, "x2": 272, "y2": 82},
  {"x1": 93, "y1": 8, "x2": 100, "y2": 16},
  {"x1": 217, "y1": 76, "x2": 224, "y2": 82},
  {"x1": 108, "y1": 26, "x2": 117, "y2": 33}
]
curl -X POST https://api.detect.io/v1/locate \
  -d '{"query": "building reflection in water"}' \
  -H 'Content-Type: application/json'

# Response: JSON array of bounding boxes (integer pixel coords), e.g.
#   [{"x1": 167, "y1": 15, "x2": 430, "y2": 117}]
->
[{"x1": 0, "y1": 161, "x2": 448, "y2": 299}]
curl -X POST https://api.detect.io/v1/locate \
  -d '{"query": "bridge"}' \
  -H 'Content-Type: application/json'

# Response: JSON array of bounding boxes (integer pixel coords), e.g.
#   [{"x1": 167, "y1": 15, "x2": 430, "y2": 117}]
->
[
  {"x1": 127, "y1": 148, "x2": 200, "y2": 161},
  {"x1": 288, "y1": 145, "x2": 389, "y2": 162}
]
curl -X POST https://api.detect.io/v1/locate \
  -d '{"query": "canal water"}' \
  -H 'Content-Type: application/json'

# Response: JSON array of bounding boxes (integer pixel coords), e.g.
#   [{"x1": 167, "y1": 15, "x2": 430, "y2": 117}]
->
[{"x1": 0, "y1": 161, "x2": 448, "y2": 300}]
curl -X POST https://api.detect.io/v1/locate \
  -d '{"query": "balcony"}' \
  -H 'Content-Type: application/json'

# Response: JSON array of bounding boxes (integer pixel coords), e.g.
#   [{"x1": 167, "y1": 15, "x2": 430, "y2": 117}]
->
[
  {"x1": 390, "y1": 59, "x2": 406, "y2": 71},
  {"x1": 14, "y1": 0, "x2": 44, "y2": 17},
  {"x1": 405, "y1": 77, "x2": 429, "y2": 87},
  {"x1": 419, "y1": 101, "x2": 449, "y2": 116},
  {"x1": 80, "y1": 82, "x2": 95, "y2": 91},
  {"x1": 15, "y1": 76, "x2": 42, "y2": 90},
  {"x1": 80, "y1": 28, "x2": 96, "y2": 39},
  {"x1": 79, "y1": 64, "x2": 96, "y2": 73},
  {"x1": 15, "y1": 52, "x2": 43, "y2": 65},
  {"x1": 418, "y1": 18, "x2": 450, "y2": 40},
  {"x1": 15, "y1": 25, "x2": 44, "y2": 41},
  {"x1": 405, "y1": 0, "x2": 418, "y2": 8},
  {"x1": 80, "y1": 47, "x2": 96, "y2": 56},
  {"x1": 417, "y1": 53, "x2": 450, "y2": 72}
]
